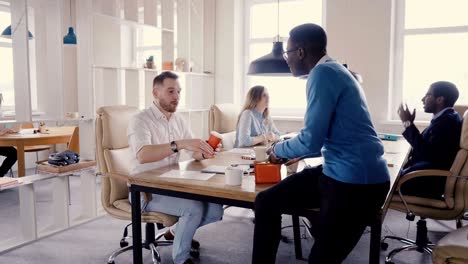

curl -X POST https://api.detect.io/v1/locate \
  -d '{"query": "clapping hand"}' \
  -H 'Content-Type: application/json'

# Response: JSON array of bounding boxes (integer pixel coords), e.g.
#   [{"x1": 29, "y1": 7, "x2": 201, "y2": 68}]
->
[{"x1": 397, "y1": 103, "x2": 416, "y2": 123}]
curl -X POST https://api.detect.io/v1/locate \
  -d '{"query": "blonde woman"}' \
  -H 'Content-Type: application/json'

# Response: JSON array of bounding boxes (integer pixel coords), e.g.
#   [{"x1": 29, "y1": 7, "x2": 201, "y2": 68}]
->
[{"x1": 234, "y1": 86, "x2": 281, "y2": 148}]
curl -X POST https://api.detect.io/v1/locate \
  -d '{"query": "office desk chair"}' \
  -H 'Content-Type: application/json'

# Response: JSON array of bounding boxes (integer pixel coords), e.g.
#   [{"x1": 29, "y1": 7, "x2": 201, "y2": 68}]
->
[
  {"x1": 432, "y1": 225, "x2": 468, "y2": 264},
  {"x1": 209, "y1": 104, "x2": 240, "y2": 150},
  {"x1": 454, "y1": 105, "x2": 468, "y2": 119},
  {"x1": 381, "y1": 110, "x2": 468, "y2": 263},
  {"x1": 96, "y1": 106, "x2": 178, "y2": 264},
  {"x1": 21, "y1": 123, "x2": 51, "y2": 163}
]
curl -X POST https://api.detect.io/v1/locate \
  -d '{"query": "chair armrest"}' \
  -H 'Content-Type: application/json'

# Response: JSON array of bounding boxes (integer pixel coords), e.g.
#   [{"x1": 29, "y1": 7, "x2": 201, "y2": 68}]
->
[
  {"x1": 105, "y1": 172, "x2": 153, "y2": 202},
  {"x1": 104, "y1": 172, "x2": 130, "y2": 183},
  {"x1": 396, "y1": 169, "x2": 452, "y2": 190}
]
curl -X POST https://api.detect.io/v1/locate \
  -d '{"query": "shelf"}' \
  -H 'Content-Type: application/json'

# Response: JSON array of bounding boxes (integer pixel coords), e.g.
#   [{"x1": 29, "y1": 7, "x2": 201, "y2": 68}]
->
[
  {"x1": 91, "y1": 66, "x2": 213, "y2": 76},
  {"x1": 93, "y1": 12, "x2": 164, "y2": 31},
  {"x1": 176, "y1": 72, "x2": 214, "y2": 77},
  {"x1": 92, "y1": 65, "x2": 159, "y2": 72}
]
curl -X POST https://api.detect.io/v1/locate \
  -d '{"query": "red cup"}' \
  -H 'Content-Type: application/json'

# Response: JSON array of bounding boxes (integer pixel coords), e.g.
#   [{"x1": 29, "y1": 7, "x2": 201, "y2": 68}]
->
[{"x1": 207, "y1": 131, "x2": 222, "y2": 150}]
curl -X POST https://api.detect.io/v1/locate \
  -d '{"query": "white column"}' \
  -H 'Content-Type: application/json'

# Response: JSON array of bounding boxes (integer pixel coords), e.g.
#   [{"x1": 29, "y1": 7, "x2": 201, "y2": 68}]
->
[
  {"x1": 76, "y1": 0, "x2": 95, "y2": 160},
  {"x1": 215, "y1": 0, "x2": 244, "y2": 105},
  {"x1": 11, "y1": 0, "x2": 32, "y2": 121}
]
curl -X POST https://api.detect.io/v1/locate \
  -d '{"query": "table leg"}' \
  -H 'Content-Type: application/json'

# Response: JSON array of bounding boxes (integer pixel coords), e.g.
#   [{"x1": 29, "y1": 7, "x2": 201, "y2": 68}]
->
[
  {"x1": 369, "y1": 215, "x2": 382, "y2": 264},
  {"x1": 16, "y1": 143, "x2": 25, "y2": 177},
  {"x1": 131, "y1": 188, "x2": 142, "y2": 264},
  {"x1": 292, "y1": 214, "x2": 303, "y2": 259}
]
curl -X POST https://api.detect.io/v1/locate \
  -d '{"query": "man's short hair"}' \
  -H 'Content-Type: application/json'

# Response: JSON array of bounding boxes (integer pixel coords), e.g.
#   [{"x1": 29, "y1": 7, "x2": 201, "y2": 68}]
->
[
  {"x1": 289, "y1": 23, "x2": 327, "y2": 55},
  {"x1": 153, "y1": 71, "x2": 178, "y2": 88},
  {"x1": 431, "y1": 81, "x2": 459, "y2": 107}
]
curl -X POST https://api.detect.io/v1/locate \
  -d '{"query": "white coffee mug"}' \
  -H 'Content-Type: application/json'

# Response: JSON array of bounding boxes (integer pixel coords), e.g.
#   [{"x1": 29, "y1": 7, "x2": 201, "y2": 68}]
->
[
  {"x1": 253, "y1": 146, "x2": 268, "y2": 162},
  {"x1": 225, "y1": 167, "x2": 243, "y2": 186}
]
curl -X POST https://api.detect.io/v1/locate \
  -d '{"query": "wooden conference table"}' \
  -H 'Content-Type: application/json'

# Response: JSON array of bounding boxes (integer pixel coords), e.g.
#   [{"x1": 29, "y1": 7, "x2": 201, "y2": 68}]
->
[
  {"x1": 0, "y1": 126, "x2": 77, "y2": 177},
  {"x1": 125, "y1": 138, "x2": 409, "y2": 264}
]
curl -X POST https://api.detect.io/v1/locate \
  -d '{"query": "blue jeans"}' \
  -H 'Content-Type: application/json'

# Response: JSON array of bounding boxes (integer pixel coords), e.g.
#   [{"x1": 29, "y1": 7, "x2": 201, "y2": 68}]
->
[{"x1": 139, "y1": 194, "x2": 223, "y2": 264}]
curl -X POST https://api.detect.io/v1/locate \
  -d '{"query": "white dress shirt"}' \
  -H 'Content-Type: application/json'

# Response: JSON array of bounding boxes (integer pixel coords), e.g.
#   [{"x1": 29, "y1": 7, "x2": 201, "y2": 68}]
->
[{"x1": 127, "y1": 103, "x2": 192, "y2": 175}]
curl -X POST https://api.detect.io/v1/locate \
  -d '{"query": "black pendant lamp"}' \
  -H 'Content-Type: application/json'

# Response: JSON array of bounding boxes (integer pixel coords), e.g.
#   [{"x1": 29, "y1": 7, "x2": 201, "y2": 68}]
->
[{"x1": 247, "y1": 0, "x2": 291, "y2": 76}]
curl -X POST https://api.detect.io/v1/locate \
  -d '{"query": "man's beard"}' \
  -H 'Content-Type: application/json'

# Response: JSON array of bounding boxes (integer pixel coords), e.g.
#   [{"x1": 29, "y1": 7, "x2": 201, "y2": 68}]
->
[{"x1": 159, "y1": 99, "x2": 178, "y2": 113}]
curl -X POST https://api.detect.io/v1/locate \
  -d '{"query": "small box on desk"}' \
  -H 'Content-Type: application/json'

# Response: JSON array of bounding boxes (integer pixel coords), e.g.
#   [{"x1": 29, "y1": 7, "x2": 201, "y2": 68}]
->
[
  {"x1": 378, "y1": 133, "x2": 399, "y2": 141},
  {"x1": 254, "y1": 162, "x2": 281, "y2": 184}
]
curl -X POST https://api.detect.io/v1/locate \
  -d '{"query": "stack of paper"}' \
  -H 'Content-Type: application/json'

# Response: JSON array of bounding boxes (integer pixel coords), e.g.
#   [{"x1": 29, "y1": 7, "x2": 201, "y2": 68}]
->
[
  {"x1": 0, "y1": 177, "x2": 20, "y2": 188},
  {"x1": 159, "y1": 170, "x2": 215, "y2": 181}
]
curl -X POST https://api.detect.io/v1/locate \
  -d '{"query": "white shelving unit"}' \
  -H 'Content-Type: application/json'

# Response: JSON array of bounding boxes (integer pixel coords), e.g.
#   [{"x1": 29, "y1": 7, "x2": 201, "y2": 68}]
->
[{"x1": 91, "y1": 0, "x2": 216, "y2": 139}]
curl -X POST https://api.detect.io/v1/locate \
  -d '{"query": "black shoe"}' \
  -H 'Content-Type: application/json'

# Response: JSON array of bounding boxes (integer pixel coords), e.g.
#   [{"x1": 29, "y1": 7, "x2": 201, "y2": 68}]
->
[{"x1": 182, "y1": 259, "x2": 194, "y2": 264}]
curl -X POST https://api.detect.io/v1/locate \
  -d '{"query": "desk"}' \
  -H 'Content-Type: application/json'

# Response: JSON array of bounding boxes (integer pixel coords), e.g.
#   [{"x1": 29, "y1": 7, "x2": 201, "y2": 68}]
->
[
  {"x1": 126, "y1": 139, "x2": 409, "y2": 264},
  {"x1": 0, "y1": 126, "x2": 77, "y2": 177}
]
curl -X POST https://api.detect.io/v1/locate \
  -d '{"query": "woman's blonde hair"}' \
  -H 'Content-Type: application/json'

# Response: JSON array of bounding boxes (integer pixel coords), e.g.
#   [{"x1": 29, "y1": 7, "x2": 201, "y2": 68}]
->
[{"x1": 237, "y1": 85, "x2": 270, "y2": 125}]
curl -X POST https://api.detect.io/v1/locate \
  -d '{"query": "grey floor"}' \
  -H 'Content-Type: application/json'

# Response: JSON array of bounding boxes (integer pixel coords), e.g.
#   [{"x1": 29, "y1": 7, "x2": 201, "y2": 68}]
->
[{"x1": 0, "y1": 170, "x2": 464, "y2": 264}]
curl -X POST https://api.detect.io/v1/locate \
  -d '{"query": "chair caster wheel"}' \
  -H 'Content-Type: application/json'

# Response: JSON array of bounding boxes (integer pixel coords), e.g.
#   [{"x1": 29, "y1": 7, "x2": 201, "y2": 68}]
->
[
  {"x1": 386, "y1": 262, "x2": 394, "y2": 264},
  {"x1": 190, "y1": 248, "x2": 200, "y2": 258},
  {"x1": 120, "y1": 239, "x2": 129, "y2": 248},
  {"x1": 381, "y1": 242, "x2": 388, "y2": 250},
  {"x1": 108, "y1": 261, "x2": 115, "y2": 264}
]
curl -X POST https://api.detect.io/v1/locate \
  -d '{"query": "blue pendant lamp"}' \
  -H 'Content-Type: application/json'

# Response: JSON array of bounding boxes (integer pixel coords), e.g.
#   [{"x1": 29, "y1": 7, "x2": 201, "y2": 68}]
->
[
  {"x1": 63, "y1": 0, "x2": 77, "y2": 45},
  {"x1": 1, "y1": 25, "x2": 34, "y2": 40},
  {"x1": 63, "y1": 26, "x2": 77, "y2": 44},
  {"x1": 247, "y1": 0, "x2": 290, "y2": 76}
]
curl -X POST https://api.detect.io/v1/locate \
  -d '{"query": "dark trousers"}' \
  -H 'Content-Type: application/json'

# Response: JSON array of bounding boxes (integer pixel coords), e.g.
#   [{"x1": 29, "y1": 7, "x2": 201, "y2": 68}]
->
[
  {"x1": 252, "y1": 165, "x2": 389, "y2": 264},
  {"x1": 400, "y1": 161, "x2": 446, "y2": 199},
  {"x1": 0, "y1": 147, "x2": 17, "y2": 177}
]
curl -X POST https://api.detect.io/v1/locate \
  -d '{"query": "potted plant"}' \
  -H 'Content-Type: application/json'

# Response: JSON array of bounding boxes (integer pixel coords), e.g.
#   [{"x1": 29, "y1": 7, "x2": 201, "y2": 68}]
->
[{"x1": 146, "y1": 56, "x2": 155, "y2": 69}]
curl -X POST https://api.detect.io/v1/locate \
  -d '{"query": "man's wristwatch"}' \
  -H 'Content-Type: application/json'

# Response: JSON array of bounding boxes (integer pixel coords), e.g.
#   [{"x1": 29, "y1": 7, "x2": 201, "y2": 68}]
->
[
  {"x1": 170, "y1": 141, "x2": 178, "y2": 153},
  {"x1": 403, "y1": 120, "x2": 412, "y2": 128}
]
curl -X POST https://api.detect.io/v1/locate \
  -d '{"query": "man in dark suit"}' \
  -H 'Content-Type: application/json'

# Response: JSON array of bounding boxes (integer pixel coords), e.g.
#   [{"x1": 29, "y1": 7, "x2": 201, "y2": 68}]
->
[{"x1": 398, "y1": 81, "x2": 462, "y2": 199}]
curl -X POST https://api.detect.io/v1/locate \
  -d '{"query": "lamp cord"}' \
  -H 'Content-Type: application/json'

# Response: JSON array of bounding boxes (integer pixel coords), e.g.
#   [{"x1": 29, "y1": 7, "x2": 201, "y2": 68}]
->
[
  {"x1": 7, "y1": 7, "x2": 28, "y2": 37},
  {"x1": 69, "y1": 0, "x2": 73, "y2": 26},
  {"x1": 276, "y1": 0, "x2": 280, "y2": 41}
]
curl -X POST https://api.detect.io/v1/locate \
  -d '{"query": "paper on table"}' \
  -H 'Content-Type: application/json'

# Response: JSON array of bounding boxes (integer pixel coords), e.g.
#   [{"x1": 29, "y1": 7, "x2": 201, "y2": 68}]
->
[
  {"x1": 226, "y1": 148, "x2": 255, "y2": 155},
  {"x1": 158, "y1": 170, "x2": 215, "y2": 181},
  {"x1": 202, "y1": 165, "x2": 252, "y2": 174}
]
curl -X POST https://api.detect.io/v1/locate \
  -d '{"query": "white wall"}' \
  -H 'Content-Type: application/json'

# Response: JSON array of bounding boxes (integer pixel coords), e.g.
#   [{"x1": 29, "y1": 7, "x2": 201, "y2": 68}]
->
[
  {"x1": 326, "y1": 0, "x2": 397, "y2": 133},
  {"x1": 214, "y1": 0, "x2": 244, "y2": 105},
  {"x1": 214, "y1": 0, "x2": 407, "y2": 134}
]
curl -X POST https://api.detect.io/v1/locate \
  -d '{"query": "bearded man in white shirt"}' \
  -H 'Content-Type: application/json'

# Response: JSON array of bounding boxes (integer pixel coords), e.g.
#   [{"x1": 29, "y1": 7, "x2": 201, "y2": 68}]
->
[{"x1": 127, "y1": 71, "x2": 223, "y2": 264}]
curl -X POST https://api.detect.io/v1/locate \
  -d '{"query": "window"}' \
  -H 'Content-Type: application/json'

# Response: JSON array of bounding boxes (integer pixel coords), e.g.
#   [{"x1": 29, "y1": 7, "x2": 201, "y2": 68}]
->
[
  {"x1": 0, "y1": 3, "x2": 38, "y2": 115},
  {"x1": 392, "y1": 0, "x2": 468, "y2": 121},
  {"x1": 0, "y1": 7, "x2": 14, "y2": 110},
  {"x1": 244, "y1": 0, "x2": 323, "y2": 116}
]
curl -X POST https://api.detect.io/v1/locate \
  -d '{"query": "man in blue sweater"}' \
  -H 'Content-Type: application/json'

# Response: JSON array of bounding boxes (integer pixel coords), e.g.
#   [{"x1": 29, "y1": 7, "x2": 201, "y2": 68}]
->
[{"x1": 252, "y1": 24, "x2": 390, "y2": 264}]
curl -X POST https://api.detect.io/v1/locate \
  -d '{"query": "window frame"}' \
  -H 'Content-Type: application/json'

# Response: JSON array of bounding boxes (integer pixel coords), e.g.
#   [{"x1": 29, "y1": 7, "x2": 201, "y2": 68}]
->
[
  {"x1": 242, "y1": 0, "x2": 324, "y2": 117},
  {"x1": 391, "y1": 0, "x2": 468, "y2": 121}
]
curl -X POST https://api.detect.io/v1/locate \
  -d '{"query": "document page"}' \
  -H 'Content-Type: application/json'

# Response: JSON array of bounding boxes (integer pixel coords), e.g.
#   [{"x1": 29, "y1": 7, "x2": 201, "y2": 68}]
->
[
  {"x1": 226, "y1": 148, "x2": 254, "y2": 154},
  {"x1": 159, "y1": 170, "x2": 215, "y2": 181}
]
